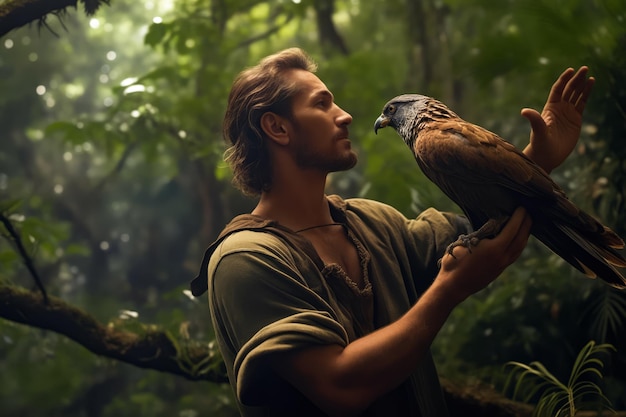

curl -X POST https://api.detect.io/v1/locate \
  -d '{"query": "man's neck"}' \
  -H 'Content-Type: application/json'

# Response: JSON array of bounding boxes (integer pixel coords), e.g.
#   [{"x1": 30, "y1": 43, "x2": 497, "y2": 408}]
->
[{"x1": 252, "y1": 175, "x2": 335, "y2": 232}]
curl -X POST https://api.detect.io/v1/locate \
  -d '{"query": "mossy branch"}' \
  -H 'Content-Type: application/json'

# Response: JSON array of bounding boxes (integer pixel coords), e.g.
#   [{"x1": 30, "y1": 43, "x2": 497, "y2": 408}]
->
[{"x1": 0, "y1": 284, "x2": 228, "y2": 383}]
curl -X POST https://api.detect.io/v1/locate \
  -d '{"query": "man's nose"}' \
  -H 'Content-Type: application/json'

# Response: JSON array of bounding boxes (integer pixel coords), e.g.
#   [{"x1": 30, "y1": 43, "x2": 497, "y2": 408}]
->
[{"x1": 336, "y1": 105, "x2": 352, "y2": 125}]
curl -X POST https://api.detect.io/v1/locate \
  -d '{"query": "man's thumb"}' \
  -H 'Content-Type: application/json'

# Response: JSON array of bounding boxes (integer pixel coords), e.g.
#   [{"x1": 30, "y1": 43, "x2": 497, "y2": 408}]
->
[{"x1": 520, "y1": 108, "x2": 547, "y2": 139}]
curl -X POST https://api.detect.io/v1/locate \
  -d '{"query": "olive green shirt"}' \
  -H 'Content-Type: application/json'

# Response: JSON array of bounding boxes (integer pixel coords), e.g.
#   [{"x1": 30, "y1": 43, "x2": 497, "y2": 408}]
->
[{"x1": 203, "y1": 195, "x2": 470, "y2": 416}]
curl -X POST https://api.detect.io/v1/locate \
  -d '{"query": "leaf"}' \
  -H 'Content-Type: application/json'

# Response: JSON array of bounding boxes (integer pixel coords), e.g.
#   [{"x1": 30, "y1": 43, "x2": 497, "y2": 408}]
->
[
  {"x1": 505, "y1": 341, "x2": 615, "y2": 416},
  {"x1": 0, "y1": 199, "x2": 22, "y2": 214},
  {"x1": 144, "y1": 22, "x2": 168, "y2": 48},
  {"x1": 45, "y1": 121, "x2": 84, "y2": 144},
  {"x1": 64, "y1": 244, "x2": 91, "y2": 257},
  {"x1": 0, "y1": 250, "x2": 19, "y2": 265},
  {"x1": 583, "y1": 288, "x2": 626, "y2": 342}
]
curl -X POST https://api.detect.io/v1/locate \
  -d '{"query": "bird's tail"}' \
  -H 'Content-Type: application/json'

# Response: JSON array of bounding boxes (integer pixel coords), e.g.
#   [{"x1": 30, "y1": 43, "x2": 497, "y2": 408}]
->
[{"x1": 533, "y1": 217, "x2": 626, "y2": 289}]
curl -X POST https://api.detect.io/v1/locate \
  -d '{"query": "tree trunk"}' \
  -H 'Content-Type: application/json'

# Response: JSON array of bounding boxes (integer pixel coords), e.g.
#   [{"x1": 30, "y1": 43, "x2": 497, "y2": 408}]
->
[{"x1": 313, "y1": 0, "x2": 349, "y2": 57}]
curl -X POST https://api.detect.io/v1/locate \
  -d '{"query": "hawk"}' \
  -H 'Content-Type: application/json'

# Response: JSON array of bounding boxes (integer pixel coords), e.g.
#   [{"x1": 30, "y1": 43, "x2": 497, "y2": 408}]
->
[{"x1": 374, "y1": 94, "x2": 626, "y2": 289}]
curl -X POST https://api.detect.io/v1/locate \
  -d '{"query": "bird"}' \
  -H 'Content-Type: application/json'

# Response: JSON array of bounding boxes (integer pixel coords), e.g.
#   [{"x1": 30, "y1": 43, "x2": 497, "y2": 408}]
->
[{"x1": 374, "y1": 94, "x2": 626, "y2": 289}]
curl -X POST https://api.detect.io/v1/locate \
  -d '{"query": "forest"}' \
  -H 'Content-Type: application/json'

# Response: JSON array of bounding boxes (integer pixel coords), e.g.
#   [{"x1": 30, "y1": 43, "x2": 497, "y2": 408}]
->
[{"x1": 1, "y1": 0, "x2": 625, "y2": 416}]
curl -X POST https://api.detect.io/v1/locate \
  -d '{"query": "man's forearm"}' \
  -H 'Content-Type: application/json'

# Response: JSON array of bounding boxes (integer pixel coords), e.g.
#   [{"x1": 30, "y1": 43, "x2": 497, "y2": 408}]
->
[
  {"x1": 274, "y1": 208, "x2": 532, "y2": 416},
  {"x1": 275, "y1": 276, "x2": 461, "y2": 416}
]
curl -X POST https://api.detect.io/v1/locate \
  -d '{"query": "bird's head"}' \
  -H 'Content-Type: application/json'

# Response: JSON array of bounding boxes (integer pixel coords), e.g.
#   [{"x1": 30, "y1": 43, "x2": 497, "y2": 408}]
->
[{"x1": 374, "y1": 94, "x2": 432, "y2": 146}]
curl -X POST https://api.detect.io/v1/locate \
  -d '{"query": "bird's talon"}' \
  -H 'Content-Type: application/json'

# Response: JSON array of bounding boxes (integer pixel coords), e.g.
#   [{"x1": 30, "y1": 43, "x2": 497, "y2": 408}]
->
[
  {"x1": 376, "y1": 90, "x2": 626, "y2": 288},
  {"x1": 445, "y1": 233, "x2": 480, "y2": 257}
]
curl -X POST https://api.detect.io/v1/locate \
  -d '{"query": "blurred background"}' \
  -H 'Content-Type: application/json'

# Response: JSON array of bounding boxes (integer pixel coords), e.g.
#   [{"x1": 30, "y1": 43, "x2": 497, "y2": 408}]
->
[{"x1": 1, "y1": 0, "x2": 625, "y2": 415}]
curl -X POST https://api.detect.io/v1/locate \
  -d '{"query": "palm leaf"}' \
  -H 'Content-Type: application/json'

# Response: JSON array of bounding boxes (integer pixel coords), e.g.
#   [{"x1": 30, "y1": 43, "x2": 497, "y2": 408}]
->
[
  {"x1": 505, "y1": 340, "x2": 615, "y2": 416},
  {"x1": 582, "y1": 287, "x2": 626, "y2": 342}
]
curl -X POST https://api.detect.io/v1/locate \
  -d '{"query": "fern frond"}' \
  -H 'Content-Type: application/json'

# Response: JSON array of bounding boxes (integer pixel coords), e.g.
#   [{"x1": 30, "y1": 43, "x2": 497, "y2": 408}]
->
[
  {"x1": 583, "y1": 288, "x2": 626, "y2": 342},
  {"x1": 505, "y1": 340, "x2": 616, "y2": 417}
]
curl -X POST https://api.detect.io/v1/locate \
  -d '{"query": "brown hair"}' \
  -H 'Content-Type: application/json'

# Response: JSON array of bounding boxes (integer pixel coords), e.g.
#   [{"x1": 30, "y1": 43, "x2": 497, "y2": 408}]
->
[{"x1": 223, "y1": 48, "x2": 318, "y2": 196}]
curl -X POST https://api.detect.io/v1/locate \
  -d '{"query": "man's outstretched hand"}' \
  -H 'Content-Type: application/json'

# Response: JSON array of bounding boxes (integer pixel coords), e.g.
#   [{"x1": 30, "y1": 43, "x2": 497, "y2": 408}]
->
[{"x1": 522, "y1": 66, "x2": 595, "y2": 173}]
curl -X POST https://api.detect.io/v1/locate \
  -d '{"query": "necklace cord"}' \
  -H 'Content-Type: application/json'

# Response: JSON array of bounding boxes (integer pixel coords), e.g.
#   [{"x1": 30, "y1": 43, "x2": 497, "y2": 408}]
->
[{"x1": 294, "y1": 223, "x2": 343, "y2": 233}]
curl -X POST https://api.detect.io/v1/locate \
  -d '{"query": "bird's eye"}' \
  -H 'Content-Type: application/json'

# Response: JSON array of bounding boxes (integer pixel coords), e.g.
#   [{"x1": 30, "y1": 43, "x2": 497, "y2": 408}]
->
[{"x1": 387, "y1": 104, "x2": 396, "y2": 114}]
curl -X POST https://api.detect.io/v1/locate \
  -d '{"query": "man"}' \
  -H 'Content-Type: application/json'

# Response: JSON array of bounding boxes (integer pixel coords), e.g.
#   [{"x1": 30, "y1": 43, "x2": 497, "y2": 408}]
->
[{"x1": 191, "y1": 48, "x2": 594, "y2": 416}]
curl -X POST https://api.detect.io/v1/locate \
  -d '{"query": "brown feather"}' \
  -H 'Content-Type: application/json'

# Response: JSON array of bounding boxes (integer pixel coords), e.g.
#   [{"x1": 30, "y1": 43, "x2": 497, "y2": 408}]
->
[{"x1": 375, "y1": 94, "x2": 626, "y2": 289}]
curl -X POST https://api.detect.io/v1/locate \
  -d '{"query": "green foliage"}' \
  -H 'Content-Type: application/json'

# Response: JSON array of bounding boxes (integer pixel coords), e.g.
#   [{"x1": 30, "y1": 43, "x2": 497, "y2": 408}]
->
[
  {"x1": 433, "y1": 254, "x2": 579, "y2": 380},
  {"x1": 0, "y1": 198, "x2": 77, "y2": 287},
  {"x1": 2, "y1": 0, "x2": 626, "y2": 415},
  {"x1": 504, "y1": 341, "x2": 615, "y2": 417},
  {"x1": 582, "y1": 286, "x2": 626, "y2": 343},
  {"x1": 430, "y1": 0, "x2": 626, "y2": 410},
  {"x1": 0, "y1": 321, "x2": 105, "y2": 413}
]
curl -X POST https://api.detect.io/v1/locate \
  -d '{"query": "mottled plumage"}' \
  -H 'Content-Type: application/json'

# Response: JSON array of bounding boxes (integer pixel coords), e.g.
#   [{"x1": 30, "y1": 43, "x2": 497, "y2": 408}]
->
[{"x1": 374, "y1": 94, "x2": 626, "y2": 289}]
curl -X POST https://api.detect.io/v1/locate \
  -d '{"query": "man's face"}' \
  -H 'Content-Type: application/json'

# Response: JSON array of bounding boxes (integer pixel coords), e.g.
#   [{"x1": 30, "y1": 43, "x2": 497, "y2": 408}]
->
[{"x1": 284, "y1": 69, "x2": 357, "y2": 172}]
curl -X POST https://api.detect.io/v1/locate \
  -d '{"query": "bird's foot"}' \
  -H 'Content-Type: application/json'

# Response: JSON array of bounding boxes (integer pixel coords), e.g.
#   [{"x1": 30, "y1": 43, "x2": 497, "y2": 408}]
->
[
  {"x1": 437, "y1": 217, "x2": 509, "y2": 267},
  {"x1": 446, "y1": 234, "x2": 481, "y2": 258}
]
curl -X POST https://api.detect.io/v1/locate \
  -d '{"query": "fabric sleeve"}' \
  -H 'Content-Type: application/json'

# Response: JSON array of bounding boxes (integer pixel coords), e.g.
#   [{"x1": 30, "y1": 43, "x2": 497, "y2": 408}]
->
[
  {"x1": 345, "y1": 198, "x2": 470, "y2": 273},
  {"x1": 409, "y1": 207, "x2": 472, "y2": 261},
  {"x1": 343, "y1": 197, "x2": 472, "y2": 302},
  {"x1": 401, "y1": 207, "x2": 472, "y2": 287},
  {"x1": 208, "y1": 232, "x2": 349, "y2": 406}
]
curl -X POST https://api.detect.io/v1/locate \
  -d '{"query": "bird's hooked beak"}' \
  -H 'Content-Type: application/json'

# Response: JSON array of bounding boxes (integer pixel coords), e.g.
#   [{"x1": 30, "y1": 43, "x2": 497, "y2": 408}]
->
[{"x1": 374, "y1": 115, "x2": 390, "y2": 134}]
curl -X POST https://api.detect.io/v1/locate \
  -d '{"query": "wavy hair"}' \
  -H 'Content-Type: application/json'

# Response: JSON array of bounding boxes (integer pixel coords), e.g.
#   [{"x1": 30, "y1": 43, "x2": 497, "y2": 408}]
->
[{"x1": 223, "y1": 48, "x2": 318, "y2": 196}]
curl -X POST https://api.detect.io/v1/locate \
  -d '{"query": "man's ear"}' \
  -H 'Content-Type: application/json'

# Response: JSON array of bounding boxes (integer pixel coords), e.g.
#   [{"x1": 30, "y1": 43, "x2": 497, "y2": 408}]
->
[{"x1": 260, "y1": 112, "x2": 290, "y2": 146}]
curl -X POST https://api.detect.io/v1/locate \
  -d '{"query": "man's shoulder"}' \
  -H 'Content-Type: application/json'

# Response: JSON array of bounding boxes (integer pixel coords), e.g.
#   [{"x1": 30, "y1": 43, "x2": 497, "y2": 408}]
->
[
  {"x1": 331, "y1": 195, "x2": 404, "y2": 219},
  {"x1": 217, "y1": 229, "x2": 294, "y2": 256},
  {"x1": 207, "y1": 230, "x2": 305, "y2": 283}
]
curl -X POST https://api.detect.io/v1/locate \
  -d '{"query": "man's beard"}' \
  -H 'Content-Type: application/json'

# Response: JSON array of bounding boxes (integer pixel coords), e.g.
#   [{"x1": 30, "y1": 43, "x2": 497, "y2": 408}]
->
[{"x1": 294, "y1": 144, "x2": 358, "y2": 173}]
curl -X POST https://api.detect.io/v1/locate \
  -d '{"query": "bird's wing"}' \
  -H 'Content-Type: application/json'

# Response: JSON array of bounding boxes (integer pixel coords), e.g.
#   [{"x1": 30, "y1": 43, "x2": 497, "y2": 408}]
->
[{"x1": 413, "y1": 119, "x2": 580, "y2": 222}]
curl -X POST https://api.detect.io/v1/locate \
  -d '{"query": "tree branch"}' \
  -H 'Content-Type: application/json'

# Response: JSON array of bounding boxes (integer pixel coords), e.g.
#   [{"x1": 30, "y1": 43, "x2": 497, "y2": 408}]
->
[
  {"x1": 236, "y1": 9, "x2": 294, "y2": 50},
  {"x1": 93, "y1": 140, "x2": 139, "y2": 192},
  {"x1": 442, "y1": 379, "x2": 533, "y2": 417},
  {"x1": 0, "y1": 284, "x2": 227, "y2": 383},
  {"x1": 0, "y1": 283, "x2": 564, "y2": 416},
  {"x1": 0, "y1": 213, "x2": 48, "y2": 302},
  {"x1": 0, "y1": 0, "x2": 110, "y2": 38}
]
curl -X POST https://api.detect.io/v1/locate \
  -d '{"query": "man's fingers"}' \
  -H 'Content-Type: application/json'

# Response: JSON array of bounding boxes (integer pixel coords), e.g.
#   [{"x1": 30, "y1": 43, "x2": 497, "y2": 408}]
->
[
  {"x1": 498, "y1": 207, "x2": 531, "y2": 250},
  {"x1": 575, "y1": 76, "x2": 595, "y2": 113},
  {"x1": 547, "y1": 66, "x2": 594, "y2": 113},
  {"x1": 563, "y1": 66, "x2": 588, "y2": 100},
  {"x1": 547, "y1": 67, "x2": 575, "y2": 103},
  {"x1": 501, "y1": 207, "x2": 527, "y2": 234},
  {"x1": 562, "y1": 66, "x2": 595, "y2": 112},
  {"x1": 509, "y1": 210, "x2": 533, "y2": 255}
]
